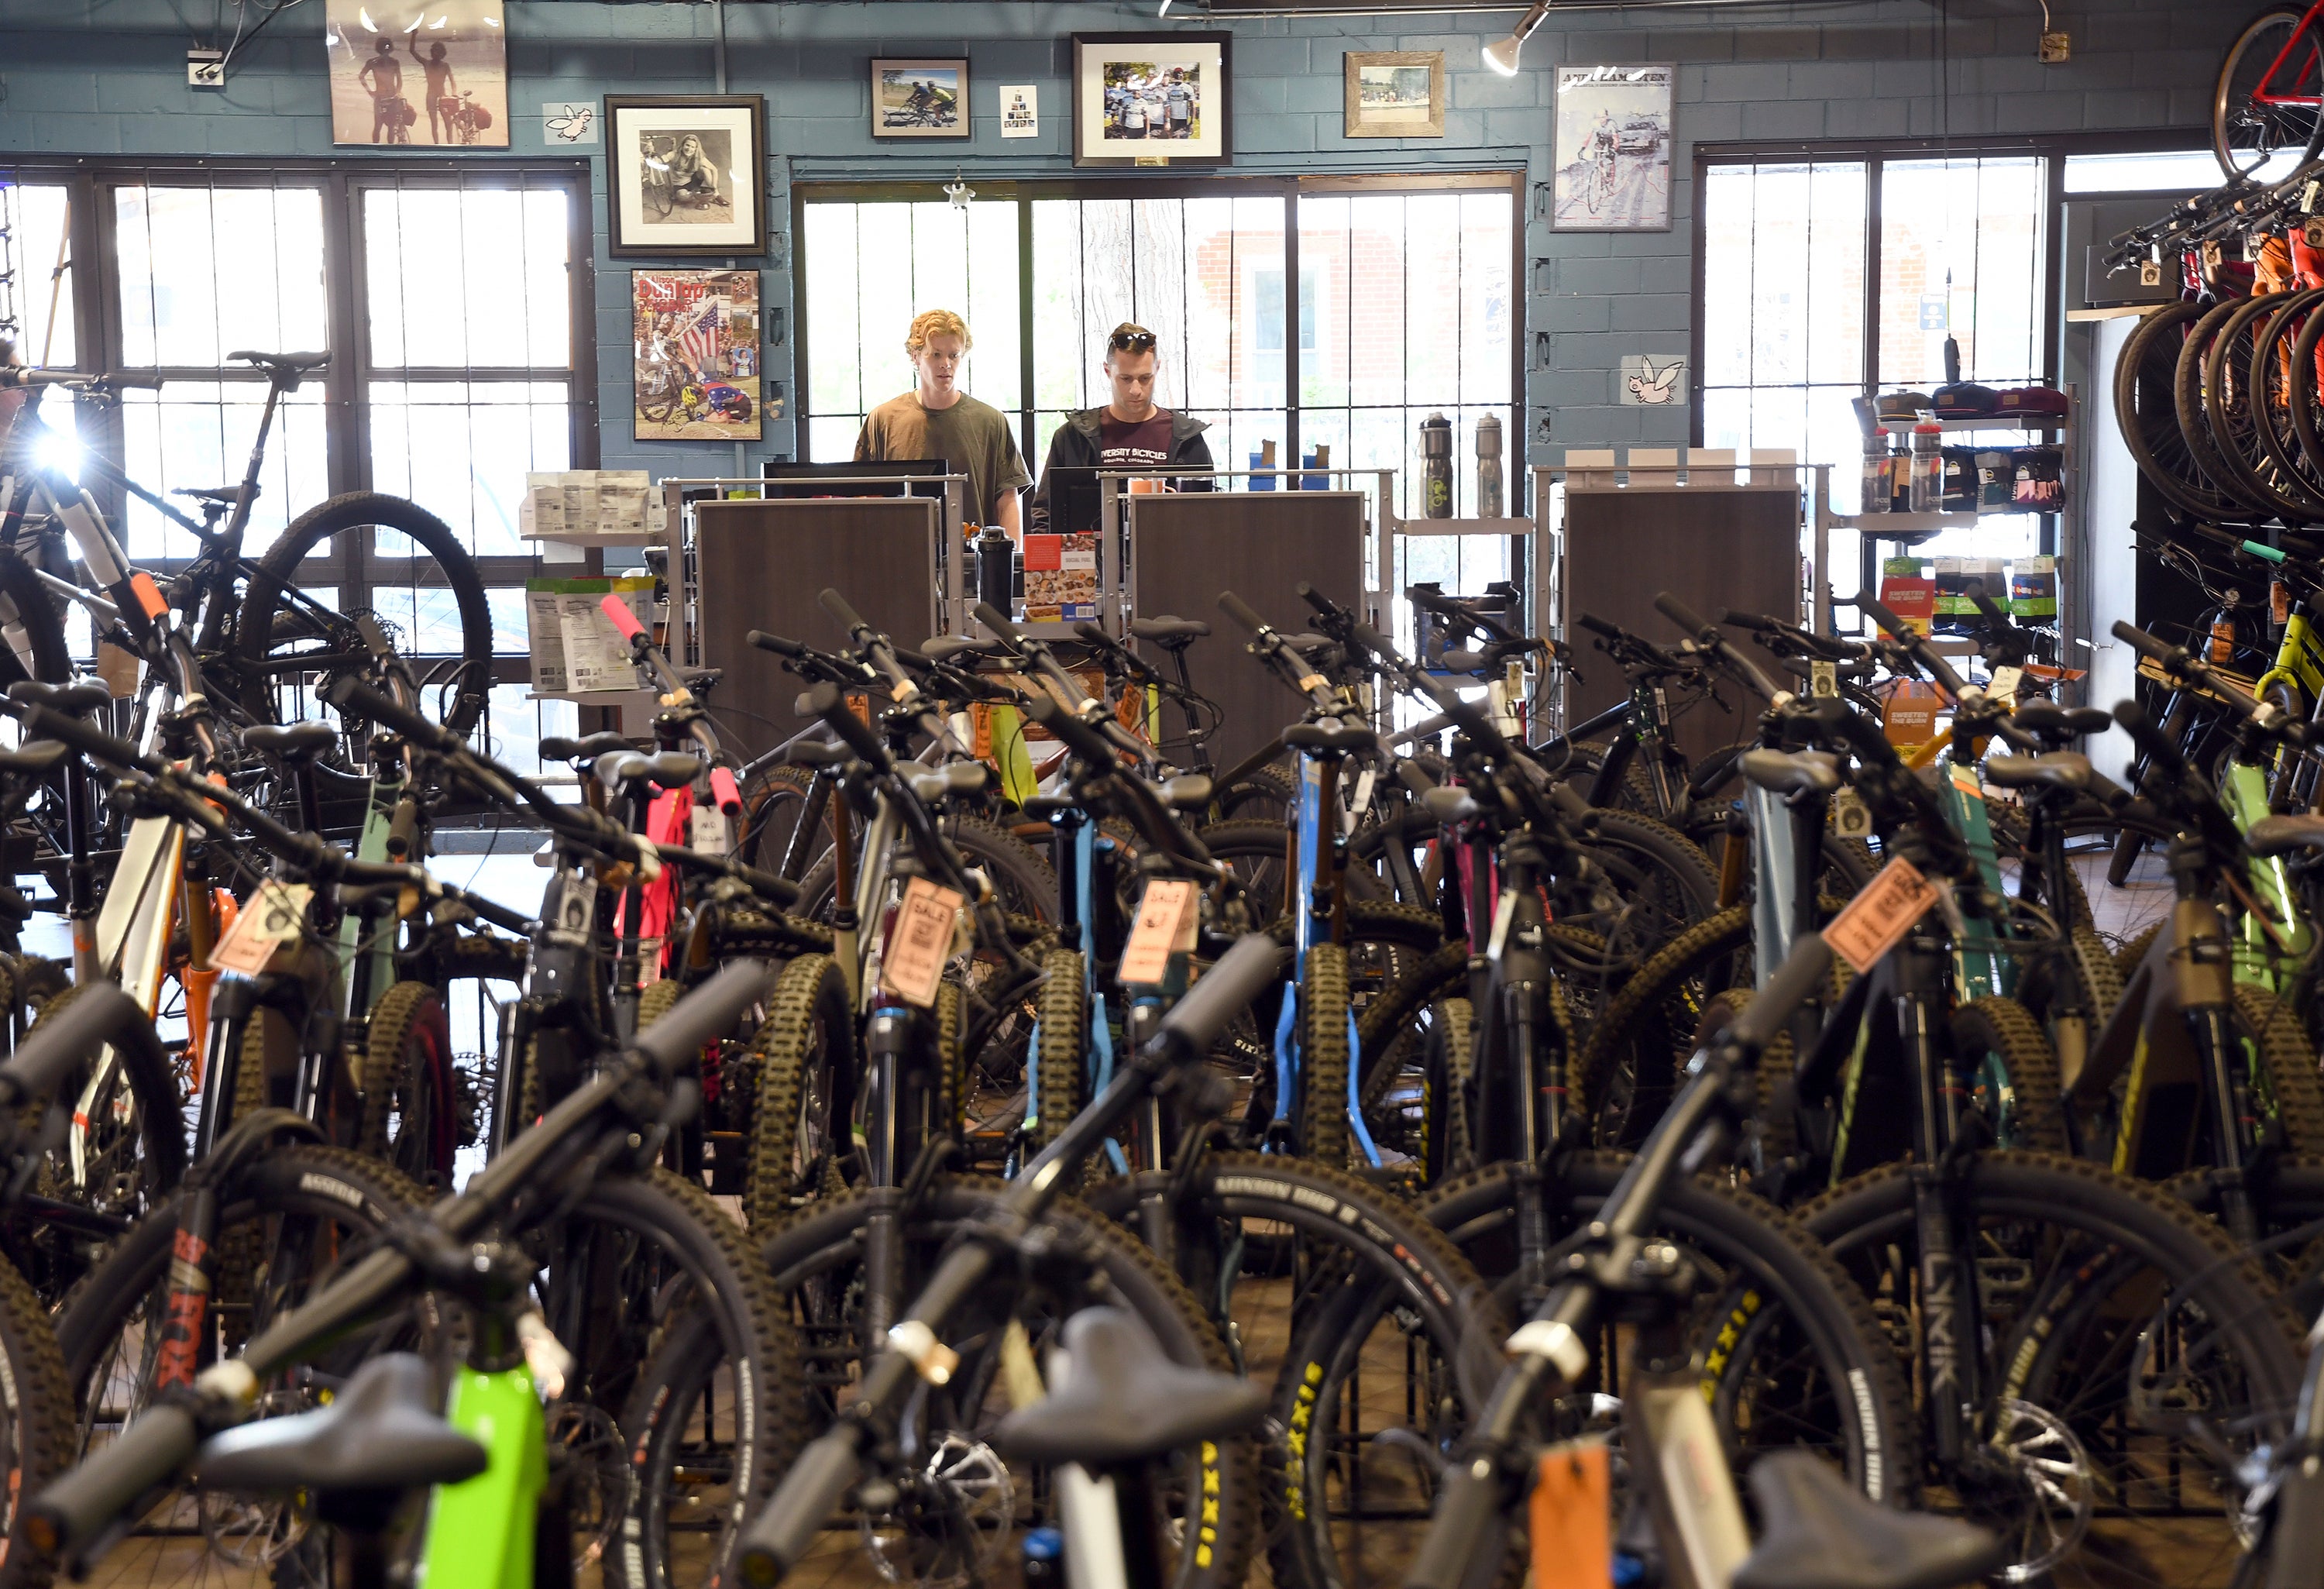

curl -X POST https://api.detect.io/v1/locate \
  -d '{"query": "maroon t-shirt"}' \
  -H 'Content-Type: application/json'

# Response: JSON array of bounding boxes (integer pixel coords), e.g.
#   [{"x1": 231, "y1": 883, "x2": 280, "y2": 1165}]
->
[{"x1": 1098, "y1": 411, "x2": 1175, "y2": 473}]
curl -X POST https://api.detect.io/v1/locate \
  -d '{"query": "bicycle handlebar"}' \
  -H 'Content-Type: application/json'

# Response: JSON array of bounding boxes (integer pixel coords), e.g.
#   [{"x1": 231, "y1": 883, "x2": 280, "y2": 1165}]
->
[
  {"x1": 28, "y1": 1401, "x2": 200, "y2": 1562},
  {"x1": 629, "y1": 958, "x2": 770, "y2": 1081},
  {"x1": 1858, "y1": 593, "x2": 1971, "y2": 700}
]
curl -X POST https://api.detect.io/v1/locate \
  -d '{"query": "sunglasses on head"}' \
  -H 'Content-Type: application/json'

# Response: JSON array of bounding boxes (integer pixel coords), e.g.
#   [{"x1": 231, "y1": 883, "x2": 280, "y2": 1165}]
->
[{"x1": 1109, "y1": 328, "x2": 1157, "y2": 353}]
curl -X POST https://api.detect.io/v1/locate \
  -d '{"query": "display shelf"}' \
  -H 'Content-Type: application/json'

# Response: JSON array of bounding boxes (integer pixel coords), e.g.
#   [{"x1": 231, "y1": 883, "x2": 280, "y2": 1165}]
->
[
  {"x1": 1835, "y1": 508, "x2": 2054, "y2": 533},
  {"x1": 523, "y1": 528, "x2": 654, "y2": 549},
  {"x1": 1390, "y1": 516, "x2": 1532, "y2": 536},
  {"x1": 527, "y1": 688, "x2": 656, "y2": 711},
  {"x1": 1875, "y1": 415, "x2": 2065, "y2": 434}
]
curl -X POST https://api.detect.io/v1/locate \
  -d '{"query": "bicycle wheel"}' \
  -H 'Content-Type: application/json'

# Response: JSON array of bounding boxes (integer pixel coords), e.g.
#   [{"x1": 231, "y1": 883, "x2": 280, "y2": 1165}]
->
[
  {"x1": 1029, "y1": 948, "x2": 1087, "y2": 1157},
  {"x1": 357, "y1": 979, "x2": 458, "y2": 1194},
  {"x1": 744, "y1": 953, "x2": 857, "y2": 1226},
  {"x1": 1295, "y1": 943, "x2": 1353, "y2": 1168},
  {"x1": 544, "y1": 1168, "x2": 803, "y2": 1589},
  {"x1": 59, "y1": 1146, "x2": 425, "y2": 1589},
  {"x1": 757, "y1": 1176, "x2": 1260, "y2": 1589},
  {"x1": 2215, "y1": 5, "x2": 2324, "y2": 180},
  {"x1": 737, "y1": 763, "x2": 828, "y2": 879},
  {"x1": 0, "y1": 1244, "x2": 66, "y2": 1588},
  {"x1": 1421, "y1": 1154, "x2": 1919, "y2": 1511},
  {"x1": 794, "y1": 812, "x2": 1057, "y2": 925},
  {"x1": 1082, "y1": 1150, "x2": 1508, "y2": 1589},
  {"x1": 1801, "y1": 1151, "x2": 2304, "y2": 1586},
  {"x1": 2176, "y1": 299, "x2": 2275, "y2": 521},
  {"x1": 1568, "y1": 905, "x2": 1752, "y2": 1148},
  {"x1": 2202, "y1": 292, "x2": 2324, "y2": 521},
  {"x1": 230, "y1": 491, "x2": 493, "y2": 740},
  {"x1": 2119, "y1": 301, "x2": 2243, "y2": 521},
  {"x1": 2248, "y1": 286, "x2": 2324, "y2": 504}
]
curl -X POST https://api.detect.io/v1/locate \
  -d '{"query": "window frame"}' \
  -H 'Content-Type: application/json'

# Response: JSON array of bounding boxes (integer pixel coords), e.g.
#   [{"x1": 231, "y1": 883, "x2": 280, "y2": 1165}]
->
[
  {"x1": 792, "y1": 169, "x2": 1525, "y2": 479},
  {"x1": 5, "y1": 156, "x2": 597, "y2": 686}
]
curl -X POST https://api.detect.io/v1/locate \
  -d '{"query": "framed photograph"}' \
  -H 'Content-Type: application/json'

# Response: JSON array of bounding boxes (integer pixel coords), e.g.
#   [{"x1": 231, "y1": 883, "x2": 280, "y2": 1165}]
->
[
  {"x1": 633, "y1": 270, "x2": 762, "y2": 442},
  {"x1": 323, "y1": 0, "x2": 507, "y2": 148},
  {"x1": 1344, "y1": 51, "x2": 1443, "y2": 139},
  {"x1": 1071, "y1": 33, "x2": 1231, "y2": 167},
  {"x1": 873, "y1": 59, "x2": 968, "y2": 139},
  {"x1": 604, "y1": 95, "x2": 768, "y2": 260},
  {"x1": 1551, "y1": 63, "x2": 1674, "y2": 232}
]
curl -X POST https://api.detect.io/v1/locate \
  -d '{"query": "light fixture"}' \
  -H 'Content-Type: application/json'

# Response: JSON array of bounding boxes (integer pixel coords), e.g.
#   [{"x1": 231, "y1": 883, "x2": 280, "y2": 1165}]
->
[{"x1": 1483, "y1": 2, "x2": 1550, "y2": 76}]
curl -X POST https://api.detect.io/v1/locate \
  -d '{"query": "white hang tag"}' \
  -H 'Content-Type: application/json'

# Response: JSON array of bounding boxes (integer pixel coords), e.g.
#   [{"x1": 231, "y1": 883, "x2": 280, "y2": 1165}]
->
[
  {"x1": 689, "y1": 803, "x2": 732, "y2": 855},
  {"x1": 1989, "y1": 665, "x2": 2023, "y2": 702},
  {"x1": 1810, "y1": 660, "x2": 1838, "y2": 698},
  {"x1": 879, "y1": 877, "x2": 965, "y2": 1009},
  {"x1": 1119, "y1": 878, "x2": 1198, "y2": 985},
  {"x1": 211, "y1": 881, "x2": 312, "y2": 975}
]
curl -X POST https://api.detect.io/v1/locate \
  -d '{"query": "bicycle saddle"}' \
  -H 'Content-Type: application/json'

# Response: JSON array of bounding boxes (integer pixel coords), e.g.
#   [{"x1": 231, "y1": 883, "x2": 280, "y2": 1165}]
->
[
  {"x1": 242, "y1": 722, "x2": 340, "y2": 763},
  {"x1": 1731, "y1": 1452, "x2": 2002, "y2": 1589},
  {"x1": 1281, "y1": 632, "x2": 1336, "y2": 655},
  {"x1": 170, "y1": 484, "x2": 250, "y2": 507},
  {"x1": 908, "y1": 762, "x2": 988, "y2": 803},
  {"x1": 7, "y1": 679, "x2": 112, "y2": 717},
  {"x1": 1282, "y1": 721, "x2": 1377, "y2": 756},
  {"x1": 2009, "y1": 700, "x2": 2111, "y2": 745},
  {"x1": 1422, "y1": 785, "x2": 1480, "y2": 825},
  {"x1": 0, "y1": 741, "x2": 67, "y2": 777},
  {"x1": 230, "y1": 350, "x2": 330, "y2": 375},
  {"x1": 541, "y1": 732, "x2": 632, "y2": 765},
  {"x1": 1981, "y1": 752, "x2": 2091, "y2": 794},
  {"x1": 990, "y1": 1308, "x2": 1267, "y2": 1468},
  {"x1": 196, "y1": 1353, "x2": 485, "y2": 1501},
  {"x1": 1129, "y1": 616, "x2": 1209, "y2": 648},
  {"x1": 1435, "y1": 649, "x2": 1491, "y2": 676},
  {"x1": 923, "y1": 635, "x2": 1009, "y2": 663},
  {"x1": 2248, "y1": 813, "x2": 2324, "y2": 858},
  {"x1": 1159, "y1": 772, "x2": 1212, "y2": 811},
  {"x1": 594, "y1": 749, "x2": 700, "y2": 794},
  {"x1": 1739, "y1": 749, "x2": 1841, "y2": 799}
]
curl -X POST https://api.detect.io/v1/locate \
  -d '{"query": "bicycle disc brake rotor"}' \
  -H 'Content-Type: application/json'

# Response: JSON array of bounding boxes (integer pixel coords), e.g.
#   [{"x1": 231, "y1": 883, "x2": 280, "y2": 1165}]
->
[
  {"x1": 858, "y1": 1431, "x2": 1015, "y2": 1588},
  {"x1": 1982, "y1": 1398, "x2": 2095, "y2": 1584}
]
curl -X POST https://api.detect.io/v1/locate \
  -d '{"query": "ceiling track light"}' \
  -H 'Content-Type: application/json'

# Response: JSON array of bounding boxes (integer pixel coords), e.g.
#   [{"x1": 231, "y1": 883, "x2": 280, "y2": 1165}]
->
[{"x1": 1483, "y1": 1, "x2": 1551, "y2": 76}]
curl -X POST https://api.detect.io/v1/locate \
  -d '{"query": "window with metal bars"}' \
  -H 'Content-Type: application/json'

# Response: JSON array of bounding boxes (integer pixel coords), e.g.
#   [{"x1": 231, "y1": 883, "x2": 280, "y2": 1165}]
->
[{"x1": 0, "y1": 160, "x2": 594, "y2": 774}]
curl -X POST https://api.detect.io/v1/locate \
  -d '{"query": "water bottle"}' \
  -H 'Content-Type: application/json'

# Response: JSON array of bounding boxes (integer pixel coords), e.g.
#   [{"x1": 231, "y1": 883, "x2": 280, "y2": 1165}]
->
[
  {"x1": 1859, "y1": 432, "x2": 1891, "y2": 515},
  {"x1": 975, "y1": 525, "x2": 1016, "y2": 615},
  {"x1": 1908, "y1": 421, "x2": 1944, "y2": 514},
  {"x1": 1476, "y1": 413, "x2": 1504, "y2": 518},
  {"x1": 1421, "y1": 412, "x2": 1453, "y2": 518}
]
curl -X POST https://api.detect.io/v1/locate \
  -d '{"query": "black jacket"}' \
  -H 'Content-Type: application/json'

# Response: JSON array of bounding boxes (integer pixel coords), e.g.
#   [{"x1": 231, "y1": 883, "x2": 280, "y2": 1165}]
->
[{"x1": 1027, "y1": 408, "x2": 1214, "y2": 533}]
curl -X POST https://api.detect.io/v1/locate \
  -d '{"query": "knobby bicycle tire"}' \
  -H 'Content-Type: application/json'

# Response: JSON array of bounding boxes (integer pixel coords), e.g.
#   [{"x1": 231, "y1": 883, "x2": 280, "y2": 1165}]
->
[
  {"x1": 758, "y1": 1176, "x2": 1260, "y2": 1589},
  {"x1": 2117, "y1": 301, "x2": 2241, "y2": 521},
  {"x1": 230, "y1": 491, "x2": 493, "y2": 740},
  {"x1": 357, "y1": 979, "x2": 458, "y2": 1193},
  {"x1": 1298, "y1": 944, "x2": 1352, "y2": 1168},
  {"x1": 2215, "y1": 5, "x2": 2324, "y2": 180},
  {"x1": 1952, "y1": 995, "x2": 2067, "y2": 1156},
  {"x1": 744, "y1": 954, "x2": 858, "y2": 1225},
  {"x1": 1030, "y1": 949, "x2": 1087, "y2": 1157}
]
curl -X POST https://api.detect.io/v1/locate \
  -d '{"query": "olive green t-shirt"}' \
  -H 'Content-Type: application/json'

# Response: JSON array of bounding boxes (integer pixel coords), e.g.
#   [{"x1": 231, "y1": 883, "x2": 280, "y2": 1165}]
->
[{"x1": 854, "y1": 393, "x2": 1031, "y2": 526}]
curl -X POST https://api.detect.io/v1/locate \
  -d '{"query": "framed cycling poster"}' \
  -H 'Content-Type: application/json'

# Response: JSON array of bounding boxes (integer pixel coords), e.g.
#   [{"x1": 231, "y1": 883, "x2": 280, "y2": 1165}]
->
[
  {"x1": 1550, "y1": 64, "x2": 1673, "y2": 232},
  {"x1": 872, "y1": 59, "x2": 969, "y2": 139},
  {"x1": 632, "y1": 270, "x2": 763, "y2": 442},
  {"x1": 322, "y1": 0, "x2": 507, "y2": 147},
  {"x1": 1071, "y1": 33, "x2": 1231, "y2": 167},
  {"x1": 605, "y1": 95, "x2": 768, "y2": 260}
]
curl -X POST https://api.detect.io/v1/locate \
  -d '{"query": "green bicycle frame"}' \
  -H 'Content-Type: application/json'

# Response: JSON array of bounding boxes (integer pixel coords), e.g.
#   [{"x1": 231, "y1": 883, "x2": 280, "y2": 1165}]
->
[
  {"x1": 418, "y1": 1362, "x2": 545, "y2": 1589},
  {"x1": 336, "y1": 764, "x2": 405, "y2": 1020}
]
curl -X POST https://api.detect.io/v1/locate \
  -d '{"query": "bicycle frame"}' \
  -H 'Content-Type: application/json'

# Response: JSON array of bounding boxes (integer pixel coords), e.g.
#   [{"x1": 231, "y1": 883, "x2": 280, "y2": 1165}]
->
[{"x1": 2248, "y1": 4, "x2": 2324, "y2": 110}]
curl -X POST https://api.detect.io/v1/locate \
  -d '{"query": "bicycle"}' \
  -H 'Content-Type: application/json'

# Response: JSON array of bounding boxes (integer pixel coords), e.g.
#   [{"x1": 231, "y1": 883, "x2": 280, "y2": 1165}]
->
[{"x1": 2215, "y1": 2, "x2": 2324, "y2": 178}]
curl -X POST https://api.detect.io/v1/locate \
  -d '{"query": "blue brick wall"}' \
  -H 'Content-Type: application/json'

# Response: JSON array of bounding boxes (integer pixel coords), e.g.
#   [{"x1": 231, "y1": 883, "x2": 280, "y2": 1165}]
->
[{"x1": 0, "y1": 0, "x2": 2241, "y2": 476}]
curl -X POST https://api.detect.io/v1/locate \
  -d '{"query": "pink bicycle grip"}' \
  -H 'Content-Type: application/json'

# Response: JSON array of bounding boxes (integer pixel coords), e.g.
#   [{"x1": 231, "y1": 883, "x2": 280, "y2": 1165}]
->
[
  {"x1": 710, "y1": 766, "x2": 742, "y2": 817},
  {"x1": 599, "y1": 594, "x2": 647, "y2": 642}
]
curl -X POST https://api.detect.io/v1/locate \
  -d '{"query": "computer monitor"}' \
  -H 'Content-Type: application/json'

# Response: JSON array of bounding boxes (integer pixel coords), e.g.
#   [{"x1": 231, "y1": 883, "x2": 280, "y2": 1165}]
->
[{"x1": 758, "y1": 460, "x2": 951, "y2": 500}]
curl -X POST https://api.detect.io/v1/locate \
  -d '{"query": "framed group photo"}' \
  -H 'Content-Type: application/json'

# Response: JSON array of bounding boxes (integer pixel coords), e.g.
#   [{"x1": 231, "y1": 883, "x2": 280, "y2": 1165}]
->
[
  {"x1": 872, "y1": 58, "x2": 968, "y2": 138},
  {"x1": 1344, "y1": 51, "x2": 1444, "y2": 139},
  {"x1": 633, "y1": 269, "x2": 762, "y2": 442},
  {"x1": 604, "y1": 94, "x2": 768, "y2": 259},
  {"x1": 1071, "y1": 33, "x2": 1231, "y2": 167},
  {"x1": 1549, "y1": 63, "x2": 1674, "y2": 232}
]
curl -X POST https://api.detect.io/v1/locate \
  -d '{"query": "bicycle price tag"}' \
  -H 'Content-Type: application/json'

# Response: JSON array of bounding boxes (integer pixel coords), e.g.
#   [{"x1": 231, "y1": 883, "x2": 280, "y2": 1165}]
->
[
  {"x1": 1810, "y1": 660, "x2": 1838, "y2": 699},
  {"x1": 2305, "y1": 179, "x2": 2319, "y2": 214},
  {"x1": 879, "y1": 877, "x2": 964, "y2": 1009},
  {"x1": 1529, "y1": 1439, "x2": 1611, "y2": 1589},
  {"x1": 211, "y1": 881, "x2": 312, "y2": 975},
  {"x1": 1989, "y1": 664, "x2": 2023, "y2": 702},
  {"x1": 2275, "y1": 580, "x2": 2293, "y2": 628},
  {"x1": 1120, "y1": 878, "x2": 1198, "y2": 985},
  {"x1": 688, "y1": 803, "x2": 731, "y2": 855},
  {"x1": 1824, "y1": 855, "x2": 1939, "y2": 973},
  {"x1": 1831, "y1": 785, "x2": 1873, "y2": 839}
]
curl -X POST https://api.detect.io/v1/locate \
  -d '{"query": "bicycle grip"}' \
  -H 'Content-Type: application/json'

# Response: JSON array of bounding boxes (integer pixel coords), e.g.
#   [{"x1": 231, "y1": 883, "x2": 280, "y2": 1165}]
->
[
  {"x1": 1217, "y1": 591, "x2": 1268, "y2": 635},
  {"x1": 724, "y1": 861, "x2": 802, "y2": 910},
  {"x1": 1022, "y1": 695, "x2": 1116, "y2": 767},
  {"x1": 2113, "y1": 700, "x2": 2192, "y2": 782},
  {"x1": 0, "y1": 982, "x2": 143, "y2": 1109},
  {"x1": 1968, "y1": 586, "x2": 2013, "y2": 629},
  {"x1": 445, "y1": 889, "x2": 535, "y2": 937},
  {"x1": 1149, "y1": 934, "x2": 1287, "y2": 1066},
  {"x1": 1071, "y1": 620, "x2": 1115, "y2": 648},
  {"x1": 1653, "y1": 591, "x2": 1715, "y2": 638},
  {"x1": 2109, "y1": 619, "x2": 2181, "y2": 666},
  {"x1": 737, "y1": 1428, "x2": 865, "y2": 1586},
  {"x1": 806, "y1": 681, "x2": 891, "y2": 772},
  {"x1": 29, "y1": 1401, "x2": 199, "y2": 1560},
  {"x1": 1296, "y1": 582, "x2": 1339, "y2": 617},
  {"x1": 709, "y1": 765, "x2": 742, "y2": 818},
  {"x1": 597, "y1": 593, "x2": 646, "y2": 644},
  {"x1": 1394, "y1": 758, "x2": 1438, "y2": 796},
  {"x1": 749, "y1": 631, "x2": 808, "y2": 659},
  {"x1": 818, "y1": 588, "x2": 870, "y2": 637},
  {"x1": 106, "y1": 372, "x2": 166, "y2": 390},
  {"x1": 1855, "y1": 593, "x2": 1911, "y2": 639},
  {"x1": 1730, "y1": 935, "x2": 1835, "y2": 1052},
  {"x1": 1400, "y1": 1457, "x2": 1508, "y2": 1589},
  {"x1": 630, "y1": 958, "x2": 771, "y2": 1081},
  {"x1": 1574, "y1": 610, "x2": 1622, "y2": 639},
  {"x1": 972, "y1": 601, "x2": 1027, "y2": 650},
  {"x1": 324, "y1": 677, "x2": 462, "y2": 757},
  {"x1": 2241, "y1": 538, "x2": 2289, "y2": 565}
]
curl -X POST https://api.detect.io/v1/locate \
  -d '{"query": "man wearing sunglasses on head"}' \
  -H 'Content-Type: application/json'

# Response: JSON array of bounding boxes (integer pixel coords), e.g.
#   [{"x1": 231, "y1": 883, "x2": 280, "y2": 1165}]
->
[{"x1": 1029, "y1": 324, "x2": 1215, "y2": 533}]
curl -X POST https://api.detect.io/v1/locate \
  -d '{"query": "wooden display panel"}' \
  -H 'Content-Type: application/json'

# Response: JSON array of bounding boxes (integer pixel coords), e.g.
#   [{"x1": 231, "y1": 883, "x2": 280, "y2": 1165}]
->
[
  {"x1": 1561, "y1": 484, "x2": 1798, "y2": 765},
  {"x1": 694, "y1": 498, "x2": 940, "y2": 762},
  {"x1": 1126, "y1": 491, "x2": 1366, "y2": 773}
]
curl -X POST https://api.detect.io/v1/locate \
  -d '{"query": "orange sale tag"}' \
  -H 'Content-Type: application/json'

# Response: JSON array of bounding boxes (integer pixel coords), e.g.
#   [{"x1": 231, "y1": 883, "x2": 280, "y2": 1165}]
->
[
  {"x1": 879, "y1": 877, "x2": 964, "y2": 1009},
  {"x1": 1119, "y1": 878, "x2": 1197, "y2": 985},
  {"x1": 1823, "y1": 855, "x2": 1941, "y2": 973},
  {"x1": 1529, "y1": 1440, "x2": 1612, "y2": 1589}
]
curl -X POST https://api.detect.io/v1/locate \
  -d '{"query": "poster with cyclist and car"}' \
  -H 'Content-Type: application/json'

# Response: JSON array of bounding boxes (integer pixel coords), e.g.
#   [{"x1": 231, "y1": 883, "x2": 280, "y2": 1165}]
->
[
  {"x1": 871, "y1": 59, "x2": 968, "y2": 139},
  {"x1": 632, "y1": 270, "x2": 762, "y2": 442},
  {"x1": 603, "y1": 95, "x2": 768, "y2": 259},
  {"x1": 1550, "y1": 63, "x2": 1673, "y2": 232},
  {"x1": 323, "y1": 0, "x2": 507, "y2": 147}
]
